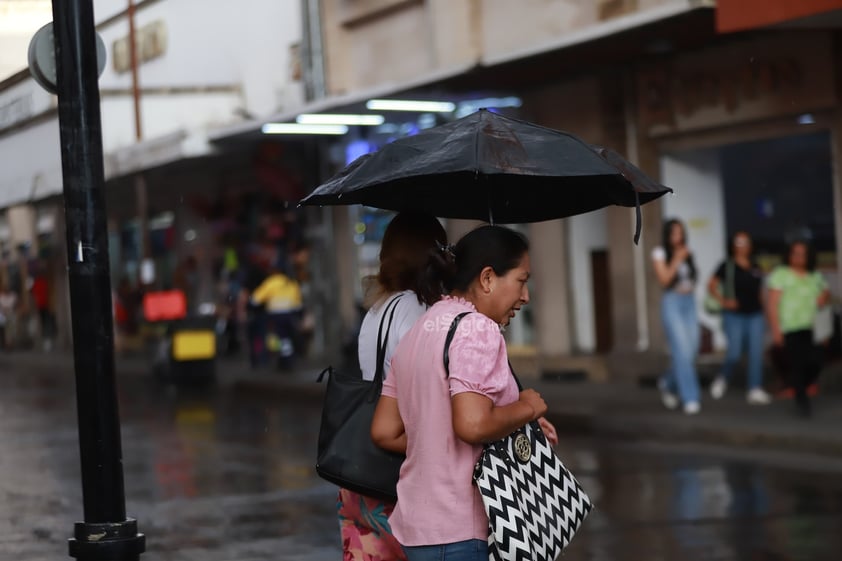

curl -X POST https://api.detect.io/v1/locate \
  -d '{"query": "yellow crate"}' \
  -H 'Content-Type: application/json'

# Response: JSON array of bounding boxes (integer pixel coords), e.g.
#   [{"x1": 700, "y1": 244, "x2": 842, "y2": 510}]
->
[{"x1": 172, "y1": 330, "x2": 216, "y2": 361}]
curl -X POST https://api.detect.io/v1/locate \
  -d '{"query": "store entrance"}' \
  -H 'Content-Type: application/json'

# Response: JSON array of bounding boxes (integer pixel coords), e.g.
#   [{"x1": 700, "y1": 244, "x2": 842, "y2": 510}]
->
[
  {"x1": 661, "y1": 129, "x2": 836, "y2": 352},
  {"x1": 721, "y1": 131, "x2": 835, "y2": 271}
]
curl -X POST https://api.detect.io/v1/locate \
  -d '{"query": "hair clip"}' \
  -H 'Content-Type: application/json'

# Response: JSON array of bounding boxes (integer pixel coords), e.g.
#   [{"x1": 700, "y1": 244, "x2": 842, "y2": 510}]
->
[{"x1": 436, "y1": 241, "x2": 456, "y2": 259}]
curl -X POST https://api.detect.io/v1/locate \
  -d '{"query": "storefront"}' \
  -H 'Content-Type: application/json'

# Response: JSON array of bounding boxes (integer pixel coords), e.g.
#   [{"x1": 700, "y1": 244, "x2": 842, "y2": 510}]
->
[
  {"x1": 636, "y1": 31, "x2": 840, "y2": 350},
  {"x1": 99, "y1": 139, "x2": 328, "y2": 353}
]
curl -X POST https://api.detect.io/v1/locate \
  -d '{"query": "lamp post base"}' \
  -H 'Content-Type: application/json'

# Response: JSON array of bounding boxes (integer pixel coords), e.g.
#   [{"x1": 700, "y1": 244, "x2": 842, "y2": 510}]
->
[{"x1": 68, "y1": 519, "x2": 146, "y2": 561}]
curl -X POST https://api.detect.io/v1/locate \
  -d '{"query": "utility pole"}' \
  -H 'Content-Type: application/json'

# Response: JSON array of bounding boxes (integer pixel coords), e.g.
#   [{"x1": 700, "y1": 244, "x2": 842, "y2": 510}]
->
[{"x1": 47, "y1": 1, "x2": 146, "y2": 558}]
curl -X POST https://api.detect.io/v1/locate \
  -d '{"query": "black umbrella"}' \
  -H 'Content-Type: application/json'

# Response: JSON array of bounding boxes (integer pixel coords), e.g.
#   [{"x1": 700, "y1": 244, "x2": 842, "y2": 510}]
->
[{"x1": 299, "y1": 109, "x2": 672, "y2": 242}]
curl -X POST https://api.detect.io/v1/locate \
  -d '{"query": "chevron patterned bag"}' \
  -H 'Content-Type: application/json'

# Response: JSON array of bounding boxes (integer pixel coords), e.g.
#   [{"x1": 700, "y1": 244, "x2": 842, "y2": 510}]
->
[{"x1": 473, "y1": 420, "x2": 593, "y2": 560}]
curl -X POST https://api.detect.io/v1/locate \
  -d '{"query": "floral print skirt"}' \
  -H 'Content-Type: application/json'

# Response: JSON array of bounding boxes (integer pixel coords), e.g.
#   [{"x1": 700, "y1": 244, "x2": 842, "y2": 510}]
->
[{"x1": 337, "y1": 488, "x2": 406, "y2": 561}]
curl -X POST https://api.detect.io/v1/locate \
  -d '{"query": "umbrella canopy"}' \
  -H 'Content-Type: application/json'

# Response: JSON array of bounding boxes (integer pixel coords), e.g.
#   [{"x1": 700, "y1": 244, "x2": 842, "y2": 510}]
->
[{"x1": 299, "y1": 109, "x2": 672, "y2": 241}]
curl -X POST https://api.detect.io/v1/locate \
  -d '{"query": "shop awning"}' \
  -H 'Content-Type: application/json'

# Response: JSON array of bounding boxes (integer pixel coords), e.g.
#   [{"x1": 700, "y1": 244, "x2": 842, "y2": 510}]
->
[
  {"x1": 716, "y1": 0, "x2": 842, "y2": 33},
  {"x1": 206, "y1": 62, "x2": 478, "y2": 142},
  {"x1": 103, "y1": 129, "x2": 215, "y2": 180},
  {"x1": 0, "y1": 164, "x2": 63, "y2": 209}
]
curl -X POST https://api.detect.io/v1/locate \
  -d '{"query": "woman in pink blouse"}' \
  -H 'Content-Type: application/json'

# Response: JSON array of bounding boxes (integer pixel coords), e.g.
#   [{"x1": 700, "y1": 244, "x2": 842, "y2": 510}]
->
[{"x1": 371, "y1": 225, "x2": 559, "y2": 561}]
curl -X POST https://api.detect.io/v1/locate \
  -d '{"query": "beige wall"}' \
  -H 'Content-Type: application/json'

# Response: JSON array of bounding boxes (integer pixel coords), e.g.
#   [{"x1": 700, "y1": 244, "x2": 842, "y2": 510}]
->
[
  {"x1": 320, "y1": 0, "x2": 477, "y2": 95},
  {"x1": 480, "y1": 0, "x2": 676, "y2": 61},
  {"x1": 320, "y1": 0, "x2": 681, "y2": 96}
]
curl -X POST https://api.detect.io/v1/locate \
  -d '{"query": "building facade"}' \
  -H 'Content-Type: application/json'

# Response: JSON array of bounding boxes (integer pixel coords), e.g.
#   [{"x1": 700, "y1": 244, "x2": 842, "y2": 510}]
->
[{"x1": 3, "y1": 0, "x2": 842, "y2": 380}]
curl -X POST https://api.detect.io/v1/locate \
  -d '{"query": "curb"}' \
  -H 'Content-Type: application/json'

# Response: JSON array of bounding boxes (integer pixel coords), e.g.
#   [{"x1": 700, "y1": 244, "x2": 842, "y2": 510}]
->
[
  {"x1": 544, "y1": 406, "x2": 842, "y2": 459},
  {"x1": 10, "y1": 351, "x2": 842, "y2": 460},
  {"x1": 230, "y1": 376, "x2": 842, "y2": 460}
]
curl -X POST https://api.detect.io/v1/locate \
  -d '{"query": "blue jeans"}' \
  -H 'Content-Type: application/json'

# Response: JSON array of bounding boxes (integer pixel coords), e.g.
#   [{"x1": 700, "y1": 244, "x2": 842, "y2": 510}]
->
[
  {"x1": 721, "y1": 311, "x2": 766, "y2": 390},
  {"x1": 661, "y1": 291, "x2": 701, "y2": 404},
  {"x1": 403, "y1": 539, "x2": 488, "y2": 561}
]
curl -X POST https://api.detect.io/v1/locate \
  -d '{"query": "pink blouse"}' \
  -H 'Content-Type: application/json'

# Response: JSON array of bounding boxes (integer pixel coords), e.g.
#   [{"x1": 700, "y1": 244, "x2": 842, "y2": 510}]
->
[{"x1": 381, "y1": 296, "x2": 520, "y2": 546}]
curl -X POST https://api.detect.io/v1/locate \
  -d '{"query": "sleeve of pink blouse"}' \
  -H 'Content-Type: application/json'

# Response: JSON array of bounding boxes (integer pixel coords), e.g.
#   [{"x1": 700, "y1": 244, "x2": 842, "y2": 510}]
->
[{"x1": 447, "y1": 318, "x2": 509, "y2": 401}]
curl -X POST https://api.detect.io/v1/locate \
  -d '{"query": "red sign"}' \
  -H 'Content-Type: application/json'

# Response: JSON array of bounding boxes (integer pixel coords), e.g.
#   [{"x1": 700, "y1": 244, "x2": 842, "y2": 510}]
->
[
  {"x1": 143, "y1": 290, "x2": 187, "y2": 322},
  {"x1": 717, "y1": 0, "x2": 842, "y2": 33}
]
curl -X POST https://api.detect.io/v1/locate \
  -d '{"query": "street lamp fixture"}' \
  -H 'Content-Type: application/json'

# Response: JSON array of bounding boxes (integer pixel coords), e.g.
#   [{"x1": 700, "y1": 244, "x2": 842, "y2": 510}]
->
[
  {"x1": 261, "y1": 123, "x2": 349, "y2": 135},
  {"x1": 296, "y1": 114, "x2": 385, "y2": 126},
  {"x1": 365, "y1": 99, "x2": 456, "y2": 112}
]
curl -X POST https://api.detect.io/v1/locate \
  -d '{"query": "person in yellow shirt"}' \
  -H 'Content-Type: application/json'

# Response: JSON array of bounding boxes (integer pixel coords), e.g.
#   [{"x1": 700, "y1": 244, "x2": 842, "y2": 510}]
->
[{"x1": 250, "y1": 263, "x2": 304, "y2": 370}]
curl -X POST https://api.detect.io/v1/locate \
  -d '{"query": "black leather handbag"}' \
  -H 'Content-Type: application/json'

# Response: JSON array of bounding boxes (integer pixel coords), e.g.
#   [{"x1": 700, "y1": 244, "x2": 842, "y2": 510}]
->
[{"x1": 315, "y1": 294, "x2": 405, "y2": 502}]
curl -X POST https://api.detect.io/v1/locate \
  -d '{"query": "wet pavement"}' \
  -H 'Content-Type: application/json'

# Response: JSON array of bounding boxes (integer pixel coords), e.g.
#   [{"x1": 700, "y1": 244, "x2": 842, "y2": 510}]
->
[{"x1": 2, "y1": 357, "x2": 842, "y2": 560}]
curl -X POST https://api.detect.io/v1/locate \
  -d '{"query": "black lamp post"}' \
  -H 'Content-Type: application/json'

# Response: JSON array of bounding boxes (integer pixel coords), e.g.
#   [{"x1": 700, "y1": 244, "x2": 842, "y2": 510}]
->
[{"x1": 44, "y1": 1, "x2": 146, "y2": 559}]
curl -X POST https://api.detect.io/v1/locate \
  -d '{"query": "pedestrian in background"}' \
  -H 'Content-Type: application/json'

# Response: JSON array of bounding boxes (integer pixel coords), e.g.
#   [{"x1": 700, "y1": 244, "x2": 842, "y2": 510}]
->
[
  {"x1": 337, "y1": 211, "x2": 448, "y2": 561},
  {"x1": 371, "y1": 225, "x2": 558, "y2": 561},
  {"x1": 766, "y1": 239, "x2": 830, "y2": 417},
  {"x1": 250, "y1": 260, "x2": 303, "y2": 370},
  {"x1": 652, "y1": 218, "x2": 702, "y2": 415},
  {"x1": 707, "y1": 231, "x2": 772, "y2": 405},
  {"x1": 30, "y1": 260, "x2": 55, "y2": 351},
  {"x1": 0, "y1": 280, "x2": 17, "y2": 350}
]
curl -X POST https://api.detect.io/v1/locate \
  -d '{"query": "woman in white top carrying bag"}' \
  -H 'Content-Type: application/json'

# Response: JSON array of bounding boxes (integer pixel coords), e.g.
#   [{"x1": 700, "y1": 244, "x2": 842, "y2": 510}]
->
[
  {"x1": 338, "y1": 210, "x2": 448, "y2": 561},
  {"x1": 652, "y1": 218, "x2": 703, "y2": 415}
]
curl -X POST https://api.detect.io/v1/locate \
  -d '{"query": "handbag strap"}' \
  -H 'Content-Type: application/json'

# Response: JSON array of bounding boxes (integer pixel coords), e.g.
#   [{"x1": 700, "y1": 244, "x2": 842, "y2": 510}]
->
[
  {"x1": 372, "y1": 293, "x2": 404, "y2": 387},
  {"x1": 443, "y1": 312, "x2": 471, "y2": 376},
  {"x1": 724, "y1": 259, "x2": 735, "y2": 300},
  {"x1": 443, "y1": 311, "x2": 523, "y2": 391}
]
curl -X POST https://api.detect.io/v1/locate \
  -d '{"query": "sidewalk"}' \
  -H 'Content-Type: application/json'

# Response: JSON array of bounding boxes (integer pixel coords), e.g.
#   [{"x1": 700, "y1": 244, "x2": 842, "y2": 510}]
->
[
  {"x1": 7, "y1": 348, "x2": 842, "y2": 460},
  {"x1": 223, "y1": 353, "x2": 842, "y2": 460}
]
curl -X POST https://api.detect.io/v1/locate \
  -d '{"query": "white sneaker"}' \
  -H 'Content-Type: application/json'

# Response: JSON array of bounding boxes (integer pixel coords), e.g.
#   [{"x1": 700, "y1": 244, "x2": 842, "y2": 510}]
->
[
  {"x1": 683, "y1": 401, "x2": 701, "y2": 415},
  {"x1": 658, "y1": 380, "x2": 679, "y2": 410},
  {"x1": 747, "y1": 388, "x2": 772, "y2": 405},
  {"x1": 710, "y1": 376, "x2": 727, "y2": 400}
]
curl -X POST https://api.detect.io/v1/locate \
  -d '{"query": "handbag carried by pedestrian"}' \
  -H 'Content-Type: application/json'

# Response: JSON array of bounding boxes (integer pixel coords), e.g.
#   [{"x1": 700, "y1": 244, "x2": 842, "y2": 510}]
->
[
  {"x1": 315, "y1": 294, "x2": 404, "y2": 502},
  {"x1": 704, "y1": 259, "x2": 736, "y2": 315},
  {"x1": 443, "y1": 312, "x2": 593, "y2": 561}
]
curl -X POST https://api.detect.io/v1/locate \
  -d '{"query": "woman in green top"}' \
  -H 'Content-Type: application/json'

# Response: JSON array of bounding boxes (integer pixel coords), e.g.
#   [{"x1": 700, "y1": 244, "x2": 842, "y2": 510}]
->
[{"x1": 766, "y1": 240, "x2": 831, "y2": 417}]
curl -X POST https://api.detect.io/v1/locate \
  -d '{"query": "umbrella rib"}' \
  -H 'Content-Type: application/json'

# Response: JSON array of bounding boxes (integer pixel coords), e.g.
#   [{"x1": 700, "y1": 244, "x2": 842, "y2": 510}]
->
[{"x1": 475, "y1": 110, "x2": 494, "y2": 225}]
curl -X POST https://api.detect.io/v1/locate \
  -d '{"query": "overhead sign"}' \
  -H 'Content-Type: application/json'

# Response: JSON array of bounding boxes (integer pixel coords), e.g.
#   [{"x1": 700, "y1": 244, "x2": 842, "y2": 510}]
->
[
  {"x1": 112, "y1": 20, "x2": 167, "y2": 74},
  {"x1": 636, "y1": 33, "x2": 836, "y2": 137}
]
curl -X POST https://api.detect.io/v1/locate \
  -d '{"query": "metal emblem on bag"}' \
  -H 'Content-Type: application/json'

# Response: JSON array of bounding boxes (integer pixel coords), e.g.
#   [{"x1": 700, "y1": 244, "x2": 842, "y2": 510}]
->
[{"x1": 513, "y1": 432, "x2": 531, "y2": 463}]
